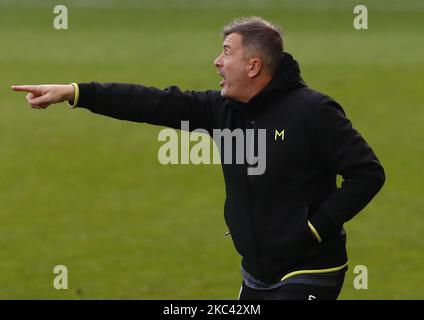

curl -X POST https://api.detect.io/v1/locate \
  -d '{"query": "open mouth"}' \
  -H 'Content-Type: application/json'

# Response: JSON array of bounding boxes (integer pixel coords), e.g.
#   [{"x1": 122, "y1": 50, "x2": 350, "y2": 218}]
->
[{"x1": 217, "y1": 71, "x2": 226, "y2": 87}]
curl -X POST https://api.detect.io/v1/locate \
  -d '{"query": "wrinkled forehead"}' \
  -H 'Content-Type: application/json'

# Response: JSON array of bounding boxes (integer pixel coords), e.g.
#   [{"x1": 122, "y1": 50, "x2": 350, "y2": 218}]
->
[{"x1": 223, "y1": 33, "x2": 243, "y2": 50}]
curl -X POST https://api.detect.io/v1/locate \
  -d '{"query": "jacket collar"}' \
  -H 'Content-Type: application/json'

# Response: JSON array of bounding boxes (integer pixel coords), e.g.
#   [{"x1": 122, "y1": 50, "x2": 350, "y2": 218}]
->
[{"x1": 229, "y1": 52, "x2": 306, "y2": 111}]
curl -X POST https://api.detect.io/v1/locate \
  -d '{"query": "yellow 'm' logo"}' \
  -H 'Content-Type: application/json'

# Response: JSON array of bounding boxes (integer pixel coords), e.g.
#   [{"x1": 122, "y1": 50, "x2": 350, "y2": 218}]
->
[{"x1": 275, "y1": 129, "x2": 285, "y2": 140}]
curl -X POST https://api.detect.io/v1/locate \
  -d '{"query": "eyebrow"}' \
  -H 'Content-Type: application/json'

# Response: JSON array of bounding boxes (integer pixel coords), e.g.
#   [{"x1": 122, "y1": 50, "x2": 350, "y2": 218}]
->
[{"x1": 223, "y1": 45, "x2": 231, "y2": 50}]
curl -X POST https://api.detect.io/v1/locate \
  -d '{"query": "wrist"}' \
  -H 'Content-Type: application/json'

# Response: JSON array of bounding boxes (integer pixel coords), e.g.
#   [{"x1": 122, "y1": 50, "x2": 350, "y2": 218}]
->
[{"x1": 64, "y1": 84, "x2": 75, "y2": 101}]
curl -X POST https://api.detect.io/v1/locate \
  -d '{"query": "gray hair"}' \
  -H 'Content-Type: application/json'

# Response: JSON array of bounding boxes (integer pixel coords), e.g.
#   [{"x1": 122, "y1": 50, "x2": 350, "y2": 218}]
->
[{"x1": 221, "y1": 17, "x2": 284, "y2": 75}]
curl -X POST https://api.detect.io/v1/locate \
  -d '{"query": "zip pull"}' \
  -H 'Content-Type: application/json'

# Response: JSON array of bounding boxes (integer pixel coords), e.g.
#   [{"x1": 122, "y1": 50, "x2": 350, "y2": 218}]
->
[{"x1": 224, "y1": 231, "x2": 231, "y2": 236}]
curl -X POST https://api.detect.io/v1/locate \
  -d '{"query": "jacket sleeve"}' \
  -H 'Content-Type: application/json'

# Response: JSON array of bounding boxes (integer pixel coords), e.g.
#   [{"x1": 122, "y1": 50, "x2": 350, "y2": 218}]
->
[
  {"x1": 75, "y1": 82, "x2": 221, "y2": 134},
  {"x1": 309, "y1": 97, "x2": 385, "y2": 240}
]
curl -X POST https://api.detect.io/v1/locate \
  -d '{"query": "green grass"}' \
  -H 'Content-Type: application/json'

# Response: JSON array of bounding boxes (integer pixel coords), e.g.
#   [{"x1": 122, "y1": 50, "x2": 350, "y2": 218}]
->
[{"x1": 0, "y1": 0, "x2": 423, "y2": 299}]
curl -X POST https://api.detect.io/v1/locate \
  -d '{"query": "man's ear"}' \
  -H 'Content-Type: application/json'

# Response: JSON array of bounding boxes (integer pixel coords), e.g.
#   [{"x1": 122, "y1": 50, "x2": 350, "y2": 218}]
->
[{"x1": 247, "y1": 58, "x2": 262, "y2": 78}]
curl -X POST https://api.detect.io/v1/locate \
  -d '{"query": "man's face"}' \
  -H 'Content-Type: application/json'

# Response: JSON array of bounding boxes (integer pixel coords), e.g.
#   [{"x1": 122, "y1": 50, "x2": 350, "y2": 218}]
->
[{"x1": 214, "y1": 33, "x2": 250, "y2": 101}]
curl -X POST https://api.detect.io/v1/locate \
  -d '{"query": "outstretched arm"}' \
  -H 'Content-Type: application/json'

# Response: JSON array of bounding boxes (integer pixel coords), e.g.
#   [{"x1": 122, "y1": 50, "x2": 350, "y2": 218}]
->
[{"x1": 12, "y1": 82, "x2": 222, "y2": 133}]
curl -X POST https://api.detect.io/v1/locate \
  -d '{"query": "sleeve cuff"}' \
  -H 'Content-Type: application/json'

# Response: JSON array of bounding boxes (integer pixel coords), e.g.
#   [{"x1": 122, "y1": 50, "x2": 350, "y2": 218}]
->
[{"x1": 67, "y1": 83, "x2": 80, "y2": 108}]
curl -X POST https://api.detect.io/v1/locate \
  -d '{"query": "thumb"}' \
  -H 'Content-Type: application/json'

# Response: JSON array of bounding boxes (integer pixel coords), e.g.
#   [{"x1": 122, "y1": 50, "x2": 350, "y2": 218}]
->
[{"x1": 27, "y1": 92, "x2": 52, "y2": 108}]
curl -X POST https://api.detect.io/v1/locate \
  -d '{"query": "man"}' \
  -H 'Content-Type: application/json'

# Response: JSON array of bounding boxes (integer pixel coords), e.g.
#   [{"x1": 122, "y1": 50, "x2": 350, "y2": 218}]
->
[{"x1": 12, "y1": 17, "x2": 385, "y2": 300}]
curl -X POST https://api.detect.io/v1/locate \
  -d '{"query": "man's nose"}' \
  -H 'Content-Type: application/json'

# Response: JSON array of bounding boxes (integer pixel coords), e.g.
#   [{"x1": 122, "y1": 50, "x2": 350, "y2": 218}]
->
[{"x1": 214, "y1": 54, "x2": 223, "y2": 68}]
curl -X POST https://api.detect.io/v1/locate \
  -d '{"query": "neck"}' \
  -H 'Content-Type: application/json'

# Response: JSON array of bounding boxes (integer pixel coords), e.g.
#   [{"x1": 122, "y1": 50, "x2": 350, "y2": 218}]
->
[{"x1": 240, "y1": 74, "x2": 273, "y2": 103}]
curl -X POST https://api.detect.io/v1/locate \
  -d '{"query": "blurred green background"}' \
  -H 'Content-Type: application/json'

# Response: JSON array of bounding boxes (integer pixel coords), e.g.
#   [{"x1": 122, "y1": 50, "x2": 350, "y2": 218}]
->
[{"x1": 0, "y1": 0, "x2": 423, "y2": 299}]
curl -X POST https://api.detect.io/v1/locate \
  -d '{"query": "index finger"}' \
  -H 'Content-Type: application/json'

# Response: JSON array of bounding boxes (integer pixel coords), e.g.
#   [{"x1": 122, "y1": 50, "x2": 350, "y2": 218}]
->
[{"x1": 11, "y1": 85, "x2": 40, "y2": 93}]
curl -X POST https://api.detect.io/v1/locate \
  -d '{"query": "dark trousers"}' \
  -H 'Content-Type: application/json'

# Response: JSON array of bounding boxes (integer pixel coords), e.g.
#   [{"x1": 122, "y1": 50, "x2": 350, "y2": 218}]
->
[{"x1": 238, "y1": 275, "x2": 345, "y2": 300}]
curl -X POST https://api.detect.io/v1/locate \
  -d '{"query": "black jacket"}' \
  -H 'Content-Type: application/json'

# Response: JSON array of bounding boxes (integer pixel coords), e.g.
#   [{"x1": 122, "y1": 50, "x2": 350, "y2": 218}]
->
[{"x1": 74, "y1": 53, "x2": 385, "y2": 284}]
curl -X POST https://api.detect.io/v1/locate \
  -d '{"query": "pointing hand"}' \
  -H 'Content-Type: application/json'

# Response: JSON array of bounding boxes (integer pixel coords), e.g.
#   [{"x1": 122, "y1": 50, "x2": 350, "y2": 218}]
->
[{"x1": 11, "y1": 84, "x2": 75, "y2": 109}]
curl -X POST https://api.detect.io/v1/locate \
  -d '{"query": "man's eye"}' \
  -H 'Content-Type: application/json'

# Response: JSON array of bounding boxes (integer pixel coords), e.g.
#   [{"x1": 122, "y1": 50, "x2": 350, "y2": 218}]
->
[{"x1": 224, "y1": 51, "x2": 229, "y2": 56}]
